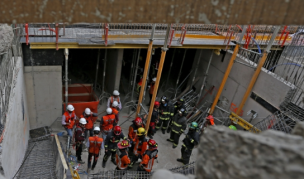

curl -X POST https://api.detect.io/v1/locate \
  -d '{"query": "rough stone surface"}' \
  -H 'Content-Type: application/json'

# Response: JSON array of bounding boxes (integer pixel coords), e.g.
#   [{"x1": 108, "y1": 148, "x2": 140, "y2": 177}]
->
[
  {"x1": 0, "y1": 24, "x2": 13, "y2": 54},
  {"x1": 152, "y1": 169, "x2": 195, "y2": 179},
  {"x1": 196, "y1": 126, "x2": 304, "y2": 179},
  {"x1": 292, "y1": 121, "x2": 304, "y2": 138}
]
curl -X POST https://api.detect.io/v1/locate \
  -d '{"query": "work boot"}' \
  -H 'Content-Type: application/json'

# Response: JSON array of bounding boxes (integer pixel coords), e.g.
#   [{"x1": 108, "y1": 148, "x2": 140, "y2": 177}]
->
[
  {"x1": 172, "y1": 145, "x2": 177, "y2": 149},
  {"x1": 167, "y1": 127, "x2": 171, "y2": 133},
  {"x1": 91, "y1": 167, "x2": 95, "y2": 171},
  {"x1": 77, "y1": 160, "x2": 85, "y2": 164},
  {"x1": 102, "y1": 160, "x2": 106, "y2": 168},
  {"x1": 111, "y1": 158, "x2": 117, "y2": 165},
  {"x1": 88, "y1": 162, "x2": 91, "y2": 169},
  {"x1": 162, "y1": 130, "x2": 166, "y2": 134},
  {"x1": 167, "y1": 139, "x2": 173, "y2": 142},
  {"x1": 177, "y1": 158, "x2": 183, "y2": 163}
]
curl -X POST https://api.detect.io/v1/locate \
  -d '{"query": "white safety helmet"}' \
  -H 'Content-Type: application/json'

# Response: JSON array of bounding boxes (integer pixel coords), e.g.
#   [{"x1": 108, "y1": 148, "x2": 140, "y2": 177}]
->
[
  {"x1": 113, "y1": 90, "x2": 120, "y2": 96},
  {"x1": 79, "y1": 118, "x2": 87, "y2": 125},
  {"x1": 112, "y1": 101, "x2": 119, "y2": 107},
  {"x1": 94, "y1": 126, "x2": 101, "y2": 131},
  {"x1": 67, "y1": 104, "x2": 74, "y2": 111},
  {"x1": 152, "y1": 77, "x2": 156, "y2": 82},
  {"x1": 85, "y1": 108, "x2": 91, "y2": 115},
  {"x1": 106, "y1": 108, "x2": 113, "y2": 114}
]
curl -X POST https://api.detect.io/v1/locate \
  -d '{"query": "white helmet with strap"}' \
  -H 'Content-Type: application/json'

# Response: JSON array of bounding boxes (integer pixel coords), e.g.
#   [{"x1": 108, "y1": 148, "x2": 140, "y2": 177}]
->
[
  {"x1": 67, "y1": 104, "x2": 74, "y2": 111},
  {"x1": 112, "y1": 101, "x2": 119, "y2": 107},
  {"x1": 79, "y1": 118, "x2": 87, "y2": 125},
  {"x1": 106, "y1": 108, "x2": 112, "y2": 114},
  {"x1": 94, "y1": 126, "x2": 100, "y2": 131},
  {"x1": 85, "y1": 108, "x2": 91, "y2": 115}
]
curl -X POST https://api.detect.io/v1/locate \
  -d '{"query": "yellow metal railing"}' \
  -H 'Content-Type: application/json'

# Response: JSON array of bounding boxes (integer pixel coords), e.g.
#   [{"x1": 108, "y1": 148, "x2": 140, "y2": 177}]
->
[{"x1": 229, "y1": 112, "x2": 261, "y2": 133}]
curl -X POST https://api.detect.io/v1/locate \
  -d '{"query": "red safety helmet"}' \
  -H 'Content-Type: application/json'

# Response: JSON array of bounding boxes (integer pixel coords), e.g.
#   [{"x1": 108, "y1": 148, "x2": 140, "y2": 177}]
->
[
  {"x1": 117, "y1": 139, "x2": 131, "y2": 149},
  {"x1": 148, "y1": 139, "x2": 158, "y2": 149},
  {"x1": 206, "y1": 115, "x2": 215, "y2": 125},
  {"x1": 134, "y1": 117, "x2": 143, "y2": 126},
  {"x1": 154, "y1": 101, "x2": 160, "y2": 107},
  {"x1": 114, "y1": 126, "x2": 122, "y2": 135}
]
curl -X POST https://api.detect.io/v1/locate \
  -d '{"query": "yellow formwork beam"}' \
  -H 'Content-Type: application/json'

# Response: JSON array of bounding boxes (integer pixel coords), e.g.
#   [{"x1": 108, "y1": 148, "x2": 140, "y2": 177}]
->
[
  {"x1": 229, "y1": 112, "x2": 261, "y2": 133},
  {"x1": 29, "y1": 42, "x2": 226, "y2": 50}
]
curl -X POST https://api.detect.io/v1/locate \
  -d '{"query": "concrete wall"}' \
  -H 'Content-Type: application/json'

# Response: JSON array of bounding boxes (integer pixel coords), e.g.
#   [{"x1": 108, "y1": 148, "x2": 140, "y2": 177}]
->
[
  {"x1": 24, "y1": 66, "x2": 62, "y2": 129},
  {"x1": 190, "y1": 49, "x2": 291, "y2": 123},
  {"x1": 1, "y1": 57, "x2": 30, "y2": 178},
  {"x1": 105, "y1": 49, "x2": 123, "y2": 94}
]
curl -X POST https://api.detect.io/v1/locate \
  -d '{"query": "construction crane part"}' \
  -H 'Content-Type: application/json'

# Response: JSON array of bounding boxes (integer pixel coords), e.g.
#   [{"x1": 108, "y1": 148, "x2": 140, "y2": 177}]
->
[{"x1": 229, "y1": 112, "x2": 260, "y2": 133}]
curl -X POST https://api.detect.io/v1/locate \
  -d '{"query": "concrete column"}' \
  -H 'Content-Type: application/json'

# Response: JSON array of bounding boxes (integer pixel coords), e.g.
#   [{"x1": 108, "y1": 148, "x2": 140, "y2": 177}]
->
[{"x1": 105, "y1": 49, "x2": 123, "y2": 93}]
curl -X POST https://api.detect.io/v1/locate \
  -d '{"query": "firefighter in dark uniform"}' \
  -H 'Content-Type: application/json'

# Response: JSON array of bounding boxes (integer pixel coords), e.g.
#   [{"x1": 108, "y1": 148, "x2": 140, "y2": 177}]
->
[
  {"x1": 177, "y1": 122, "x2": 200, "y2": 165},
  {"x1": 146, "y1": 101, "x2": 160, "y2": 139},
  {"x1": 167, "y1": 98, "x2": 187, "y2": 133},
  {"x1": 102, "y1": 126, "x2": 127, "y2": 168},
  {"x1": 156, "y1": 96, "x2": 174, "y2": 134},
  {"x1": 167, "y1": 108, "x2": 187, "y2": 148}
]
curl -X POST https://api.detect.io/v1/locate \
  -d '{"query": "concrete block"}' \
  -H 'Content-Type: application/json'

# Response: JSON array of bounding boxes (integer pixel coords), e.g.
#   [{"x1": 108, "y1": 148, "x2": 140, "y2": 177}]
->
[{"x1": 292, "y1": 121, "x2": 304, "y2": 138}]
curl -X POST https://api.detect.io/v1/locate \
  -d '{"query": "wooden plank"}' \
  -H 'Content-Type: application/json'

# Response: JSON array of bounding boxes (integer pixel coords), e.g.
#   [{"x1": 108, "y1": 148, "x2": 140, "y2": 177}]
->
[{"x1": 55, "y1": 135, "x2": 69, "y2": 170}]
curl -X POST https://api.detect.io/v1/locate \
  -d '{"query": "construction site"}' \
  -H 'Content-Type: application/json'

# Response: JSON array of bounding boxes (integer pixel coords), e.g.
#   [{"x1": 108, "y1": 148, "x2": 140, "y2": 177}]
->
[{"x1": 1, "y1": 1, "x2": 304, "y2": 179}]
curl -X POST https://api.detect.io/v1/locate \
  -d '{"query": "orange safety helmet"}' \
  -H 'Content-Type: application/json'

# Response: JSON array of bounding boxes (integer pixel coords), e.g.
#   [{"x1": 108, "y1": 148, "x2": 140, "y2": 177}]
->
[
  {"x1": 114, "y1": 126, "x2": 122, "y2": 135},
  {"x1": 117, "y1": 139, "x2": 131, "y2": 149},
  {"x1": 134, "y1": 117, "x2": 143, "y2": 126},
  {"x1": 206, "y1": 115, "x2": 215, "y2": 125}
]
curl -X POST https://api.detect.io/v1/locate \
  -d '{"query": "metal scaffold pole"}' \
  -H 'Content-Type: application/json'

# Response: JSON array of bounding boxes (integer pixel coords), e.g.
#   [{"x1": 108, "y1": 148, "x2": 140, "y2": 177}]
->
[
  {"x1": 209, "y1": 26, "x2": 247, "y2": 115},
  {"x1": 101, "y1": 49, "x2": 107, "y2": 103},
  {"x1": 94, "y1": 49, "x2": 101, "y2": 93},
  {"x1": 165, "y1": 48, "x2": 176, "y2": 90},
  {"x1": 136, "y1": 24, "x2": 156, "y2": 117},
  {"x1": 145, "y1": 24, "x2": 170, "y2": 134},
  {"x1": 197, "y1": 50, "x2": 213, "y2": 102},
  {"x1": 174, "y1": 49, "x2": 187, "y2": 99},
  {"x1": 236, "y1": 26, "x2": 280, "y2": 114},
  {"x1": 64, "y1": 48, "x2": 69, "y2": 109}
]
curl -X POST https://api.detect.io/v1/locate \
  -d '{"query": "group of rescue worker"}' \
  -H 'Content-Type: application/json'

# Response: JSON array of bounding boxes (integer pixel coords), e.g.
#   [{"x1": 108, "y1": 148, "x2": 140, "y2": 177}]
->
[{"x1": 62, "y1": 89, "x2": 203, "y2": 174}]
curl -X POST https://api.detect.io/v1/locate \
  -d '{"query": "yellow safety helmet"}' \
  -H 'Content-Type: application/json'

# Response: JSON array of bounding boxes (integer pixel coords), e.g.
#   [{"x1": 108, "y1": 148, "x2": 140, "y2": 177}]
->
[{"x1": 137, "y1": 127, "x2": 146, "y2": 136}]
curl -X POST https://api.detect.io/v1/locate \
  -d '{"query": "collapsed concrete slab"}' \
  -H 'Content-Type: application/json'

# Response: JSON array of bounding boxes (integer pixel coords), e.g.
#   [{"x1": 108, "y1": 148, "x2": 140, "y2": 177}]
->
[
  {"x1": 0, "y1": 24, "x2": 13, "y2": 54},
  {"x1": 292, "y1": 121, "x2": 304, "y2": 138},
  {"x1": 197, "y1": 126, "x2": 304, "y2": 179}
]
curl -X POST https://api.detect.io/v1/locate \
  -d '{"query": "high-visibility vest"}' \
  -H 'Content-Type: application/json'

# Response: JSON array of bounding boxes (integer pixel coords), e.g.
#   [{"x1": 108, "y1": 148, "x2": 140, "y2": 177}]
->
[
  {"x1": 110, "y1": 96, "x2": 120, "y2": 107},
  {"x1": 88, "y1": 136, "x2": 103, "y2": 154},
  {"x1": 64, "y1": 111, "x2": 76, "y2": 129},
  {"x1": 80, "y1": 114, "x2": 94, "y2": 129},
  {"x1": 141, "y1": 149, "x2": 158, "y2": 172},
  {"x1": 133, "y1": 137, "x2": 148, "y2": 156},
  {"x1": 101, "y1": 114, "x2": 115, "y2": 132},
  {"x1": 116, "y1": 150, "x2": 131, "y2": 170}
]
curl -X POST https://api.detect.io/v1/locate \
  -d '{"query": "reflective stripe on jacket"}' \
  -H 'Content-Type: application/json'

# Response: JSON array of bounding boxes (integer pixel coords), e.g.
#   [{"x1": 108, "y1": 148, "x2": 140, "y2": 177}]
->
[
  {"x1": 141, "y1": 149, "x2": 158, "y2": 172},
  {"x1": 89, "y1": 136, "x2": 103, "y2": 154},
  {"x1": 64, "y1": 111, "x2": 76, "y2": 129}
]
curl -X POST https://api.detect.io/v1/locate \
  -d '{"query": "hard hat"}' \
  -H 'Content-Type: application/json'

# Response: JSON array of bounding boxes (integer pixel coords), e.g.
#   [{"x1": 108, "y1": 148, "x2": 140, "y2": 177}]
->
[
  {"x1": 79, "y1": 118, "x2": 87, "y2": 125},
  {"x1": 206, "y1": 115, "x2": 214, "y2": 120},
  {"x1": 189, "y1": 122, "x2": 198, "y2": 129},
  {"x1": 148, "y1": 139, "x2": 158, "y2": 149},
  {"x1": 106, "y1": 108, "x2": 113, "y2": 114},
  {"x1": 229, "y1": 125, "x2": 237, "y2": 131},
  {"x1": 112, "y1": 101, "x2": 119, "y2": 107},
  {"x1": 154, "y1": 101, "x2": 160, "y2": 107},
  {"x1": 206, "y1": 115, "x2": 215, "y2": 125},
  {"x1": 114, "y1": 126, "x2": 122, "y2": 135},
  {"x1": 178, "y1": 108, "x2": 185, "y2": 115},
  {"x1": 136, "y1": 127, "x2": 146, "y2": 136},
  {"x1": 117, "y1": 139, "x2": 131, "y2": 149},
  {"x1": 161, "y1": 96, "x2": 167, "y2": 102},
  {"x1": 178, "y1": 98, "x2": 184, "y2": 103},
  {"x1": 113, "y1": 90, "x2": 120, "y2": 96},
  {"x1": 85, "y1": 108, "x2": 91, "y2": 115},
  {"x1": 134, "y1": 117, "x2": 143, "y2": 126},
  {"x1": 67, "y1": 104, "x2": 74, "y2": 111},
  {"x1": 152, "y1": 77, "x2": 156, "y2": 82},
  {"x1": 94, "y1": 126, "x2": 100, "y2": 131}
]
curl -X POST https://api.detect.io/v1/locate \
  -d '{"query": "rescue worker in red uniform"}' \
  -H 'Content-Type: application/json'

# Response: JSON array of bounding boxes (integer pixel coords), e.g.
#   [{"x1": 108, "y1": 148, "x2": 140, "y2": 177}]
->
[
  {"x1": 102, "y1": 126, "x2": 127, "y2": 168},
  {"x1": 128, "y1": 117, "x2": 144, "y2": 155},
  {"x1": 129, "y1": 127, "x2": 148, "y2": 168},
  {"x1": 111, "y1": 101, "x2": 120, "y2": 126},
  {"x1": 138, "y1": 139, "x2": 158, "y2": 173},
  {"x1": 116, "y1": 140, "x2": 131, "y2": 173},
  {"x1": 100, "y1": 108, "x2": 116, "y2": 149},
  {"x1": 80, "y1": 108, "x2": 98, "y2": 139},
  {"x1": 107, "y1": 90, "x2": 122, "y2": 110},
  {"x1": 205, "y1": 115, "x2": 215, "y2": 126},
  {"x1": 75, "y1": 118, "x2": 87, "y2": 164},
  {"x1": 87, "y1": 126, "x2": 103, "y2": 171},
  {"x1": 147, "y1": 77, "x2": 156, "y2": 105},
  {"x1": 146, "y1": 101, "x2": 160, "y2": 139},
  {"x1": 61, "y1": 104, "x2": 76, "y2": 144}
]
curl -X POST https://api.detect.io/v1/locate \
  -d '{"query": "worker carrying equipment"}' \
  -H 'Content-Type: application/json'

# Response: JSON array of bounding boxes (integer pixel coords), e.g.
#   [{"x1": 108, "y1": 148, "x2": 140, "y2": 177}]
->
[
  {"x1": 129, "y1": 127, "x2": 148, "y2": 168},
  {"x1": 156, "y1": 96, "x2": 174, "y2": 134},
  {"x1": 62, "y1": 104, "x2": 76, "y2": 143},
  {"x1": 102, "y1": 126, "x2": 127, "y2": 168},
  {"x1": 167, "y1": 108, "x2": 187, "y2": 148},
  {"x1": 80, "y1": 108, "x2": 98, "y2": 139},
  {"x1": 128, "y1": 117, "x2": 145, "y2": 154},
  {"x1": 177, "y1": 122, "x2": 200, "y2": 165},
  {"x1": 100, "y1": 108, "x2": 116, "y2": 149},
  {"x1": 111, "y1": 101, "x2": 120, "y2": 126},
  {"x1": 116, "y1": 140, "x2": 131, "y2": 171},
  {"x1": 108, "y1": 90, "x2": 122, "y2": 110},
  {"x1": 87, "y1": 127, "x2": 103, "y2": 170},
  {"x1": 168, "y1": 98, "x2": 187, "y2": 133},
  {"x1": 147, "y1": 101, "x2": 160, "y2": 138},
  {"x1": 138, "y1": 139, "x2": 158, "y2": 173},
  {"x1": 75, "y1": 118, "x2": 87, "y2": 164}
]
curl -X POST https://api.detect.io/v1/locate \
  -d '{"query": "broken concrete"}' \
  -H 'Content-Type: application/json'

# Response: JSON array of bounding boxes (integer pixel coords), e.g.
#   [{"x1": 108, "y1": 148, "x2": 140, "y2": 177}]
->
[
  {"x1": 292, "y1": 121, "x2": 304, "y2": 138},
  {"x1": 0, "y1": 24, "x2": 13, "y2": 54},
  {"x1": 152, "y1": 169, "x2": 195, "y2": 179},
  {"x1": 196, "y1": 126, "x2": 304, "y2": 179}
]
